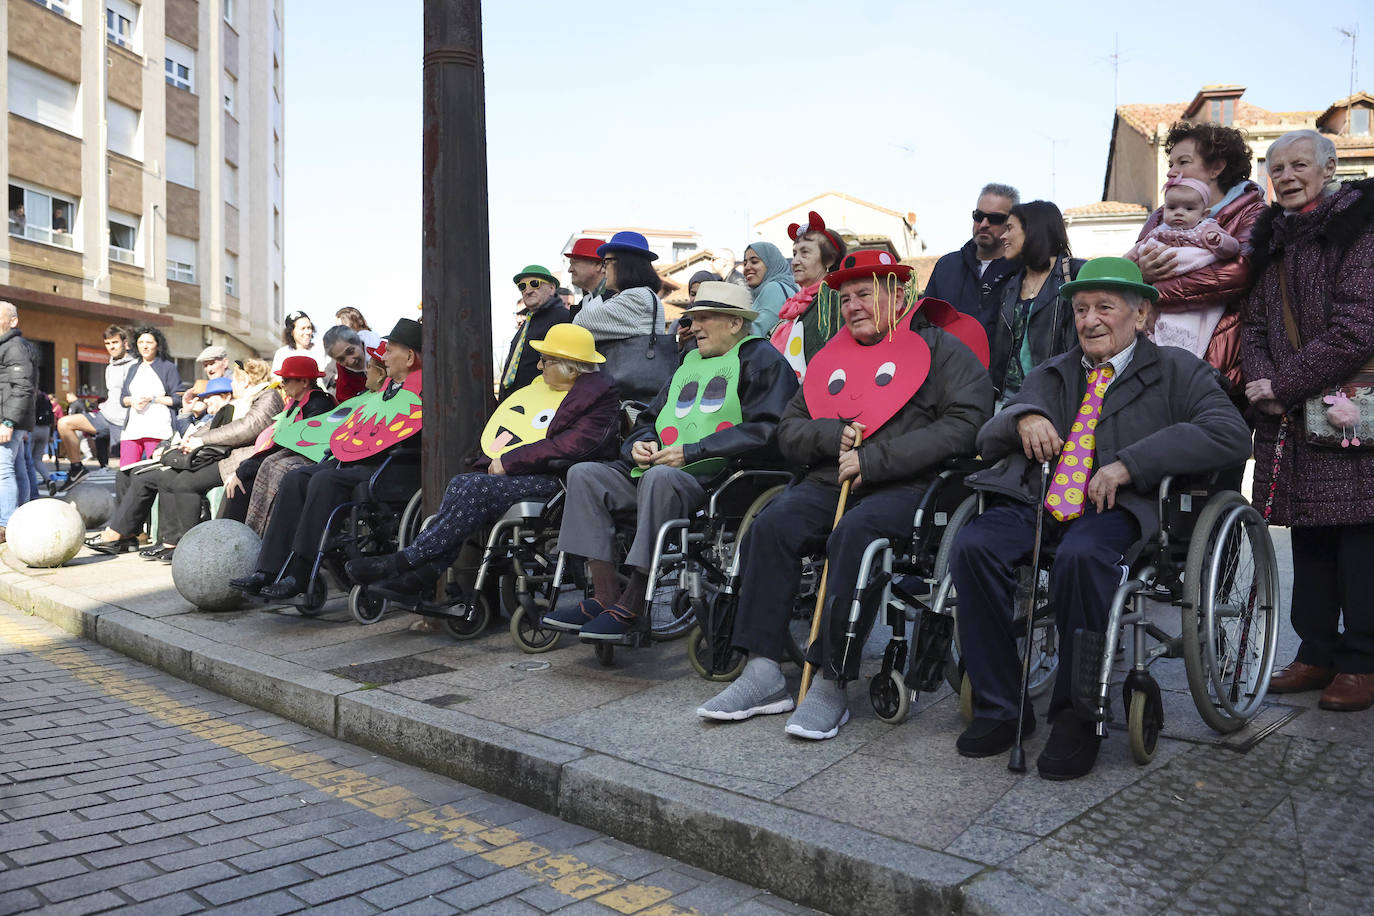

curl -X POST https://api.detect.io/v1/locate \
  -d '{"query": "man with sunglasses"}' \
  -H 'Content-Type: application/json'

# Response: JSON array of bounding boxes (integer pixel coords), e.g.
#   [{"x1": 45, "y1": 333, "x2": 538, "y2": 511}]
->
[
  {"x1": 924, "y1": 183, "x2": 1021, "y2": 339},
  {"x1": 500, "y1": 264, "x2": 570, "y2": 402}
]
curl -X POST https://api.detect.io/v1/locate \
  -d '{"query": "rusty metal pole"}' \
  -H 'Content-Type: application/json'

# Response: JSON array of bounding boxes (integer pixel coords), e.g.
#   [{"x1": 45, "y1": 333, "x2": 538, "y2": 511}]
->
[{"x1": 421, "y1": 0, "x2": 492, "y2": 516}]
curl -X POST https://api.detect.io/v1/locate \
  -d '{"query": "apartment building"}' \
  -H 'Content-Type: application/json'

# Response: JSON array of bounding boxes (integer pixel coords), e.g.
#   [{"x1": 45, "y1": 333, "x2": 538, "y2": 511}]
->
[{"x1": 1, "y1": 0, "x2": 282, "y2": 398}]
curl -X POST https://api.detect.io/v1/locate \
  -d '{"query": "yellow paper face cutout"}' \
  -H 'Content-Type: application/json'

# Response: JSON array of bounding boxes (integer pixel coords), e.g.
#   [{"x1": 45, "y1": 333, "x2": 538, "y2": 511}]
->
[{"x1": 480, "y1": 377, "x2": 568, "y2": 458}]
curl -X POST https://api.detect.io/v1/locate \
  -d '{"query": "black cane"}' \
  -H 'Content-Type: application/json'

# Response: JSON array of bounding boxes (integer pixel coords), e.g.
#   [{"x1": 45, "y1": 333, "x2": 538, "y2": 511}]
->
[{"x1": 1009, "y1": 460, "x2": 1051, "y2": 773}]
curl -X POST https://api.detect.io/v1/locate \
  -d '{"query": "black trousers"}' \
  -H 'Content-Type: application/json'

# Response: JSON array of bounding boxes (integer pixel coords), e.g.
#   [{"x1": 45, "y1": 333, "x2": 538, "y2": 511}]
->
[
  {"x1": 156, "y1": 464, "x2": 224, "y2": 545},
  {"x1": 255, "y1": 462, "x2": 375, "y2": 575},
  {"x1": 108, "y1": 468, "x2": 168, "y2": 537},
  {"x1": 951, "y1": 501, "x2": 1138, "y2": 721},
  {"x1": 1291, "y1": 524, "x2": 1374, "y2": 674},
  {"x1": 221, "y1": 454, "x2": 263, "y2": 523},
  {"x1": 732, "y1": 479, "x2": 925, "y2": 680}
]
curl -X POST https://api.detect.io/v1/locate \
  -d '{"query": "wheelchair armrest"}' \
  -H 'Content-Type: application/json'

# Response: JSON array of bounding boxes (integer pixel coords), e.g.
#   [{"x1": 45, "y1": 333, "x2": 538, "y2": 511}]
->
[{"x1": 942, "y1": 455, "x2": 992, "y2": 475}]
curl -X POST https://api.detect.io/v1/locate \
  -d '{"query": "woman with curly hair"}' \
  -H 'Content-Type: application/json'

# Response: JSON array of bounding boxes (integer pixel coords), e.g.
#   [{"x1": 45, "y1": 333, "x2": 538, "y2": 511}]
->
[
  {"x1": 1133, "y1": 122, "x2": 1266, "y2": 391},
  {"x1": 118, "y1": 326, "x2": 182, "y2": 466}
]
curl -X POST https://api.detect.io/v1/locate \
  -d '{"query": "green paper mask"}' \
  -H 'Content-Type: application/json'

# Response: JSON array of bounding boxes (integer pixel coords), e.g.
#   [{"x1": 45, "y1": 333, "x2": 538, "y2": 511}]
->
[{"x1": 632, "y1": 337, "x2": 754, "y2": 479}]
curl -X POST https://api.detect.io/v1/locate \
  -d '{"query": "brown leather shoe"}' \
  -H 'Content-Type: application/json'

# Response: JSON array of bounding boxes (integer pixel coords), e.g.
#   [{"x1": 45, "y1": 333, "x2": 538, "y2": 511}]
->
[
  {"x1": 1318, "y1": 673, "x2": 1374, "y2": 711},
  {"x1": 1269, "y1": 660, "x2": 1336, "y2": 694}
]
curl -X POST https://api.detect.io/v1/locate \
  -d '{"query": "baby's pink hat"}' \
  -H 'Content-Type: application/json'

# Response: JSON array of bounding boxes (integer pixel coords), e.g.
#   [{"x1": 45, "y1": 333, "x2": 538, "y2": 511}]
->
[{"x1": 1163, "y1": 177, "x2": 1210, "y2": 207}]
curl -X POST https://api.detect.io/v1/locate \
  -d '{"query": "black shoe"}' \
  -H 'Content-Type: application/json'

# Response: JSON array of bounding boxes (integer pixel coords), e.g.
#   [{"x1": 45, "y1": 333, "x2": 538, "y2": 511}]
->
[
  {"x1": 87, "y1": 535, "x2": 138, "y2": 555},
  {"x1": 1036, "y1": 710, "x2": 1102, "y2": 781},
  {"x1": 345, "y1": 553, "x2": 407, "y2": 585},
  {"x1": 957, "y1": 712, "x2": 1037, "y2": 758},
  {"x1": 371, "y1": 564, "x2": 443, "y2": 598},
  {"x1": 230, "y1": 571, "x2": 271, "y2": 594},
  {"x1": 140, "y1": 545, "x2": 172, "y2": 560},
  {"x1": 260, "y1": 576, "x2": 304, "y2": 600},
  {"x1": 58, "y1": 462, "x2": 88, "y2": 491}
]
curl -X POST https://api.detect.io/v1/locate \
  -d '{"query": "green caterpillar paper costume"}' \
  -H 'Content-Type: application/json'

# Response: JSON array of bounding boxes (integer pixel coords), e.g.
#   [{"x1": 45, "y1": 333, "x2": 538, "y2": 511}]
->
[
  {"x1": 632, "y1": 337, "x2": 755, "y2": 480},
  {"x1": 273, "y1": 392, "x2": 372, "y2": 463}
]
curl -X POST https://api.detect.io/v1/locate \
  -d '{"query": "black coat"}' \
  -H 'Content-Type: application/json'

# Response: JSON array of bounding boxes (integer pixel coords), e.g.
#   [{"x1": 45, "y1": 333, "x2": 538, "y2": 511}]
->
[
  {"x1": 0, "y1": 329, "x2": 37, "y2": 431},
  {"x1": 922, "y1": 240, "x2": 1018, "y2": 339},
  {"x1": 499, "y1": 298, "x2": 571, "y2": 402},
  {"x1": 988, "y1": 258, "x2": 1084, "y2": 397}
]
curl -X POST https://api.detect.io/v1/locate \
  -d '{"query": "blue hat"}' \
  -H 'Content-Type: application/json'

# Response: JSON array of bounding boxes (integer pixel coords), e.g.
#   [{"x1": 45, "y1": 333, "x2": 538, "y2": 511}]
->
[
  {"x1": 204, "y1": 377, "x2": 234, "y2": 396},
  {"x1": 596, "y1": 230, "x2": 658, "y2": 261}
]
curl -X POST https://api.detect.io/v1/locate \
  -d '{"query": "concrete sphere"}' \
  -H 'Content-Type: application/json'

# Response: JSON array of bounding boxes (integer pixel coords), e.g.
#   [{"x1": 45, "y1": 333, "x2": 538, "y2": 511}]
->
[
  {"x1": 62, "y1": 482, "x2": 116, "y2": 530},
  {"x1": 172, "y1": 519, "x2": 261, "y2": 612},
  {"x1": 7, "y1": 498, "x2": 85, "y2": 568}
]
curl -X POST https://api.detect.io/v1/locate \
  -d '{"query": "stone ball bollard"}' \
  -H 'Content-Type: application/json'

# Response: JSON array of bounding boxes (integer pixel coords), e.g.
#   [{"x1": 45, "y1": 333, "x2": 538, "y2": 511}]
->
[
  {"x1": 62, "y1": 482, "x2": 116, "y2": 530},
  {"x1": 7, "y1": 498, "x2": 85, "y2": 568},
  {"x1": 171, "y1": 519, "x2": 261, "y2": 612}
]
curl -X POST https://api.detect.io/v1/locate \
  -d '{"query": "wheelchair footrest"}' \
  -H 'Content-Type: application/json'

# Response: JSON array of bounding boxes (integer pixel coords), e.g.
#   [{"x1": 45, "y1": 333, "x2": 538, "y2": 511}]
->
[
  {"x1": 906, "y1": 611, "x2": 956, "y2": 693},
  {"x1": 1071, "y1": 627, "x2": 1110, "y2": 723}
]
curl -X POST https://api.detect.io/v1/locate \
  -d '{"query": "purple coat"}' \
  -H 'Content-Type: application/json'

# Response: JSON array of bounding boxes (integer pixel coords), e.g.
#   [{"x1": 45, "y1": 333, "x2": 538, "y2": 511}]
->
[
  {"x1": 1241, "y1": 179, "x2": 1374, "y2": 527},
  {"x1": 486, "y1": 371, "x2": 621, "y2": 477}
]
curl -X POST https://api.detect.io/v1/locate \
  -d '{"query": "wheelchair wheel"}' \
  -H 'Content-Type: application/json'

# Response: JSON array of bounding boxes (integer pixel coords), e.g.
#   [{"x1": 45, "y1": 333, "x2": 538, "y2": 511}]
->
[
  {"x1": 1127, "y1": 689, "x2": 1163, "y2": 764},
  {"x1": 932, "y1": 494, "x2": 979, "y2": 692},
  {"x1": 687, "y1": 625, "x2": 747, "y2": 681},
  {"x1": 443, "y1": 591, "x2": 493, "y2": 641},
  {"x1": 870, "y1": 669, "x2": 910, "y2": 724},
  {"x1": 594, "y1": 643, "x2": 615, "y2": 667},
  {"x1": 397, "y1": 490, "x2": 425, "y2": 550},
  {"x1": 509, "y1": 602, "x2": 561, "y2": 654},
  {"x1": 648, "y1": 586, "x2": 695, "y2": 642},
  {"x1": 1182, "y1": 492, "x2": 1280, "y2": 734},
  {"x1": 297, "y1": 576, "x2": 328, "y2": 616},
  {"x1": 348, "y1": 584, "x2": 385, "y2": 625}
]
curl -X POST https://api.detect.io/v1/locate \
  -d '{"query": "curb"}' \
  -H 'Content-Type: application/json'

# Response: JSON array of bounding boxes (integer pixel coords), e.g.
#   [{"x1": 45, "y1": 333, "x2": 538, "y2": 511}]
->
[{"x1": 0, "y1": 557, "x2": 1071, "y2": 915}]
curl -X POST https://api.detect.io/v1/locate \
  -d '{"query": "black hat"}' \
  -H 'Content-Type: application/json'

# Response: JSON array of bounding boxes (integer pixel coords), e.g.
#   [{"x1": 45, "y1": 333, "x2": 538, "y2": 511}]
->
[{"x1": 387, "y1": 318, "x2": 422, "y2": 351}]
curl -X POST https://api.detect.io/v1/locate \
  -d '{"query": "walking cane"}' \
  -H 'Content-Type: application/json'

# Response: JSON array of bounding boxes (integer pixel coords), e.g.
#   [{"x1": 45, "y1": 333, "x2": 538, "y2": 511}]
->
[
  {"x1": 1009, "y1": 460, "x2": 1051, "y2": 773},
  {"x1": 799, "y1": 429, "x2": 863, "y2": 703}
]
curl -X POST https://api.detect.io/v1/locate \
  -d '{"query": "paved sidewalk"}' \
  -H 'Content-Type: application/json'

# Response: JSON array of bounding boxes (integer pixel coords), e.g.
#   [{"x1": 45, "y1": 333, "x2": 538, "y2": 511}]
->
[{"x1": 4, "y1": 527, "x2": 1373, "y2": 913}]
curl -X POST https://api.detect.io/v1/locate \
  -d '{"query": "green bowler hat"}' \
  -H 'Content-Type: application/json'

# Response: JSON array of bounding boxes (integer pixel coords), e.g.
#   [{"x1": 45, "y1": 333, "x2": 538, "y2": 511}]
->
[
  {"x1": 512, "y1": 264, "x2": 559, "y2": 286},
  {"x1": 1059, "y1": 256, "x2": 1159, "y2": 303}
]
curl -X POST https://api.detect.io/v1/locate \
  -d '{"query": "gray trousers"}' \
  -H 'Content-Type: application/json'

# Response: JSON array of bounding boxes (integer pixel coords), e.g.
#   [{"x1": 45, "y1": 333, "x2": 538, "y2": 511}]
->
[{"x1": 559, "y1": 462, "x2": 706, "y2": 570}]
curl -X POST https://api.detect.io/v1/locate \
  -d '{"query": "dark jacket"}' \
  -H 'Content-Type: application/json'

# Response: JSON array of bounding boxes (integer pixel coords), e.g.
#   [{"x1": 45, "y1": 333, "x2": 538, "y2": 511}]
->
[
  {"x1": 988, "y1": 257, "x2": 1084, "y2": 397},
  {"x1": 255, "y1": 386, "x2": 336, "y2": 459},
  {"x1": 779, "y1": 316, "x2": 991, "y2": 491},
  {"x1": 197, "y1": 384, "x2": 286, "y2": 481},
  {"x1": 120, "y1": 358, "x2": 184, "y2": 416},
  {"x1": 970, "y1": 335, "x2": 1252, "y2": 543},
  {"x1": 1242, "y1": 178, "x2": 1374, "y2": 527},
  {"x1": 620, "y1": 337, "x2": 797, "y2": 475},
  {"x1": 499, "y1": 298, "x2": 571, "y2": 402},
  {"x1": 492, "y1": 372, "x2": 621, "y2": 476},
  {"x1": 922, "y1": 240, "x2": 1017, "y2": 339},
  {"x1": 0, "y1": 329, "x2": 37, "y2": 430}
]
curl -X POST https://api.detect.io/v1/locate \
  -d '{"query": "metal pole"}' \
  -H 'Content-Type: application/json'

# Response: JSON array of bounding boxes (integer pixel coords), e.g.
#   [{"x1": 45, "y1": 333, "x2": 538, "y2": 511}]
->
[{"x1": 421, "y1": 0, "x2": 492, "y2": 517}]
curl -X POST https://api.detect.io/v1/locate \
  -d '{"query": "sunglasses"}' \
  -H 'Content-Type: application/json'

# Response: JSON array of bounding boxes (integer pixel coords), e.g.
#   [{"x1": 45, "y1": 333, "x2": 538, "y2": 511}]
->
[
  {"x1": 517, "y1": 279, "x2": 546, "y2": 291},
  {"x1": 972, "y1": 210, "x2": 1010, "y2": 226}
]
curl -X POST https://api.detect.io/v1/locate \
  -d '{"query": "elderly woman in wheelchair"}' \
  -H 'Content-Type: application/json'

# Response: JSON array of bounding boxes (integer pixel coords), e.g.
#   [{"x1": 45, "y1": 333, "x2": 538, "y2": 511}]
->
[
  {"x1": 948, "y1": 258, "x2": 1254, "y2": 780},
  {"x1": 345, "y1": 325, "x2": 620, "y2": 606}
]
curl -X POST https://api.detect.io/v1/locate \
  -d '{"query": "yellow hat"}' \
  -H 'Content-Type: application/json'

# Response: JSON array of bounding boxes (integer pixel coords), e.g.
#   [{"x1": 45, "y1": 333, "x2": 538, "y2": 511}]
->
[{"x1": 529, "y1": 323, "x2": 604, "y2": 364}]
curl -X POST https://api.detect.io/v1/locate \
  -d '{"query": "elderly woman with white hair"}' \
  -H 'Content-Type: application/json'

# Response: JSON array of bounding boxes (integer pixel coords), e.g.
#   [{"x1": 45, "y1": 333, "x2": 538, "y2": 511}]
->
[
  {"x1": 345, "y1": 324, "x2": 622, "y2": 595},
  {"x1": 1242, "y1": 129, "x2": 1374, "y2": 712}
]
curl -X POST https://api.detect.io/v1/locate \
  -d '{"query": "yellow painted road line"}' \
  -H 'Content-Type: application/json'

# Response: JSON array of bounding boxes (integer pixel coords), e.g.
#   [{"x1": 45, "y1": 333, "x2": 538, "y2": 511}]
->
[{"x1": 0, "y1": 615, "x2": 703, "y2": 915}]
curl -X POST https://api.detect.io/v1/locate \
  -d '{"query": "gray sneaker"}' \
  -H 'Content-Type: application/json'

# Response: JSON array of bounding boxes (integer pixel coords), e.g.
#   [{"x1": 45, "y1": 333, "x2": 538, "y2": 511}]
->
[
  {"x1": 697, "y1": 656, "x2": 793, "y2": 721},
  {"x1": 784, "y1": 678, "x2": 849, "y2": 740}
]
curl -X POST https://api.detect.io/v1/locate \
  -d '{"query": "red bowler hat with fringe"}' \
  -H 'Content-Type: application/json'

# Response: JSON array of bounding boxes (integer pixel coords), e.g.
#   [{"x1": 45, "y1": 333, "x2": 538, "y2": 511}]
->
[
  {"x1": 823, "y1": 248, "x2": 913, "y2": 289},
  {"x1": 565, "y1": 237, "x2": 607, "y2": 262},
  {"x1": 787, "y1": 210, "x2": 843, "y2": 257}
]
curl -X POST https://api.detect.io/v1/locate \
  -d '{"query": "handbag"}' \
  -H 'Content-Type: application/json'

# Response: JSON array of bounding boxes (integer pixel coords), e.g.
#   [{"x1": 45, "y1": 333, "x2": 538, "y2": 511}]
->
[
  {"x1": 596, "y1": 292, "x2": 676, "y2": 403},
  {"x1": 1280, "y1": 268, "x2": 1374, "y2": 449},
  {"x1": 160, "y1": 443, "x2": 231, "y2": 471}
]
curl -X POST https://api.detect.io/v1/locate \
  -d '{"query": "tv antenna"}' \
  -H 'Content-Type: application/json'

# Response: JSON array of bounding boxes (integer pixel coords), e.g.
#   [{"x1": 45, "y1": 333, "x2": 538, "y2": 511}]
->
[{"x1": 1336, "y1": 24, "x2": 1359, "y2": 116}]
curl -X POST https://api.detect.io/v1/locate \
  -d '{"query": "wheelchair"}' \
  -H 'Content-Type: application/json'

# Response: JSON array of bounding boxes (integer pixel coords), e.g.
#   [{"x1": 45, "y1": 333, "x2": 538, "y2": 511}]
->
[
  {"x1": 257, "y1": 454, "x2": 420, "y2": 615},
  {"x1": 842, "y1": 473, "x2": 1280, "y2": 764}
]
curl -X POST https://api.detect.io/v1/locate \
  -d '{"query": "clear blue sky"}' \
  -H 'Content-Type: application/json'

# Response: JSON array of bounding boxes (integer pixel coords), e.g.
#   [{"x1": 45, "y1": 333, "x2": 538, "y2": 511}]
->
[{"x1": 285, "y1": 0, "x2": 1366, "y2": 356}]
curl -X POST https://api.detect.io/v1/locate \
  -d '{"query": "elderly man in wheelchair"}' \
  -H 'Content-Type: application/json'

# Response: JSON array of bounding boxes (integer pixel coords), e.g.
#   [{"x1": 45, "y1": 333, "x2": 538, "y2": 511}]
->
[
  {"x1": 696, "y1": 249, "x2": 994, "y2": 740},
  {"x1": 949, "y1": 258, "x2": 1253, "y2": 780}
]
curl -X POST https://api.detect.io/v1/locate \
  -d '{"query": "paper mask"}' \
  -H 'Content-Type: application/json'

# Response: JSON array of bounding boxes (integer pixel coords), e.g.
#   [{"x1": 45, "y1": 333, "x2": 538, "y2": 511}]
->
[
  {"x1": 803, "y1": 316, "x2": 931, "y2": 432},
  {"x1": 329, "y1": 370, "x2": 424, "y2": 462},
  {"x1": 480, "y1": 377, "x2": 568, "y2": 458},
  {"x1": 632, "y1": 339, "x2": 751, "y2": 479},
  {"x1": 274, "y1": 392, "x2": 369, "y2": 463}
]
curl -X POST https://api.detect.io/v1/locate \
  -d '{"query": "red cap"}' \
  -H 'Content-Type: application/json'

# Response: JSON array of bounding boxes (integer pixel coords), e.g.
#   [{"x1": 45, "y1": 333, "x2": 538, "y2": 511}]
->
[
  {"x1": 275, "y1": 355, "x2": 326, "y2": 380},
  {"x1": 565, "y1": 237, "x2": 607, "y2": 262},
  {"x1": 824, "y1": 249, "x2": 912, "y2": 289}
]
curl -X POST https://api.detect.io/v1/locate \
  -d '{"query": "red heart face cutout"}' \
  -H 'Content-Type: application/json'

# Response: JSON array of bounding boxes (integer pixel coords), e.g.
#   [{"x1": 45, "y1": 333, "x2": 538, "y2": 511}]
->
[{"x1": 803, "y1": 318, "x2": 931, "y2": 431}]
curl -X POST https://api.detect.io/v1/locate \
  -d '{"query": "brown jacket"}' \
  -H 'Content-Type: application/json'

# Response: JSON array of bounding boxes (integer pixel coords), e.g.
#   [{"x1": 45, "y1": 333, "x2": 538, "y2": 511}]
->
[{"x1": 197, "y1": 384, "x2": 285, "y2": 481}]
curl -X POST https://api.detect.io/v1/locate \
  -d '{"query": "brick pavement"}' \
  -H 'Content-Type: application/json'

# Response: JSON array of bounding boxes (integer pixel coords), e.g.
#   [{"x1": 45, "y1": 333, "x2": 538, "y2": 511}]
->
[{"x1": 0, "y1": 605, "x2": 819, "y2": 915}]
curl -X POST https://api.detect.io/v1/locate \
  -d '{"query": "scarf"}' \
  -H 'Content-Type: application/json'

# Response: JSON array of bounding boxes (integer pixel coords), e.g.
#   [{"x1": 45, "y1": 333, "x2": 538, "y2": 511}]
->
[
  {"x1": 745, "y1": 242, "x2": 799, "y2": 303},
  {"x1": 769, "y1": 282, "x2": 819, "y2": 350}
]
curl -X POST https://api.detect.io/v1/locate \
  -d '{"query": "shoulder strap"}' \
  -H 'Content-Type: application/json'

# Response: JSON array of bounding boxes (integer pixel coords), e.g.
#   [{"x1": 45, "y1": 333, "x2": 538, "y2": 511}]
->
[{"x1": 1278, "y1": 268, "x2": 1302, "y2": 351}]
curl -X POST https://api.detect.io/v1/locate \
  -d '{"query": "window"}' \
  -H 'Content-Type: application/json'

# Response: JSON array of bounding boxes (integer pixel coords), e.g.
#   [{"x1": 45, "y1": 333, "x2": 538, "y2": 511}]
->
[
  {"x1": 106, "y1": 99, "x2": 141, "y2": 159},
  {"x1": 222, "y1": 73, "x2": 236, "y2": 116},
  {"x1": 1351, "y1": 107, "x2": 1372, "y2": 137},
  {"x1": 222, "y1": 0, "x2": 234, "y2": 27},
  {"x1": 273, "y1": 283, "x2": 281, "y2": 321},
  {"x1": 105, "y1": 0, "x2": 137, "y2": 51},
  {"x1": 224, "y1": 253, "x2": 238, "y2": 297},
  {"x1": 165, "y1": 39, "x2": 195, "y2": 93},
  {"x1": 31, "y1": 0, "x2": 76, "y2": 22},
  {"x1": 1207, "y1": 98, "x2": 1235, "y2": 126},
  {"x1": 166, "y1": 235, "x2": 196, "y2": 283},
  {"x1": 223, "y1": 162, "x2": 238, "y2": 207},
  {"x1": 7, "y1": 58, "x2": 80, "y2": 136},
  {"x1": 8, "y1": 183, "x2": 76, "y2": 249},
  {"x1": 273, "y1": 206, "x2": 280, "y2": 247},
  {"x1": 108, "y1": 210, "x2": 139, "y2": 265},
  {"x1": 672, "y1": 242, "x2": 698, "y2": 261},
  {"x1": 166, "y1": 137, "x2": 196, "y2": 188}
]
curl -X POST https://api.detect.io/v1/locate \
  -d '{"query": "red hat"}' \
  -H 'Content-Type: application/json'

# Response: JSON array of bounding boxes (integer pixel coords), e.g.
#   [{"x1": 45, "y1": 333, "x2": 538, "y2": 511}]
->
[
  {"x1": 366, "y1": 340, "x2": 387, "y2": 362},
  {"x1": 787, "y1": 210, "x2": 843, "y2": 257},
  {"x1": 564, "y1": 237, "x2": 607, "y2": 262},
  {"x1": 824, "y1": 249, "x2": 912, "y2": 289},
  {"x1": 275, "y1": 355, "x2": 326, "y2": 380}
]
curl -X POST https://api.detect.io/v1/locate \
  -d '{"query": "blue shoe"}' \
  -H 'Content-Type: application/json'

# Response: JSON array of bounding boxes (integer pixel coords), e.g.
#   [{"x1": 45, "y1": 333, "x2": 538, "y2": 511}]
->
[
  {"x1": 579, "y1": 605, "x2": 638, "y2": 642},
  {"x1": 541, "y1": 598, "x2": 604, "y2": 633}
]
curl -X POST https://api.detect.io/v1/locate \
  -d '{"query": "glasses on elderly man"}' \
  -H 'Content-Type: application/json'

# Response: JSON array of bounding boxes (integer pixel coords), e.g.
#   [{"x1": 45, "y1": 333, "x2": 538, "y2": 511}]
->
[
  {"x1": 517, "y1": 279, "x2": 546, "y2": 292},
  {"x1": 971, "y1": 210, "x2": 1010, "y2": 225}
]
